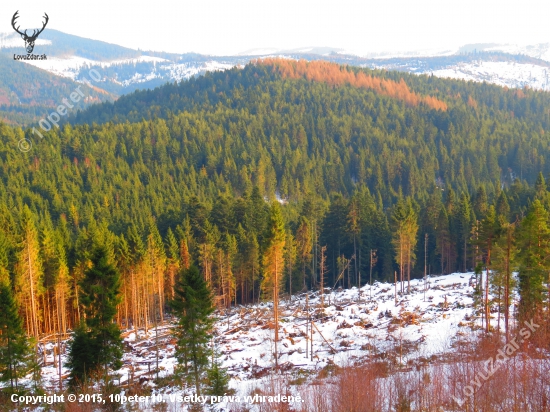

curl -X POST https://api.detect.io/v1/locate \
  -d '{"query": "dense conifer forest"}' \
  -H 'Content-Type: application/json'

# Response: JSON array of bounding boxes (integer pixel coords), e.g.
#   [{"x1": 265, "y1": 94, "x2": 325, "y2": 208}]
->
[{"x1": 1, "y1": 58, "x2": 550, "y2": 378}]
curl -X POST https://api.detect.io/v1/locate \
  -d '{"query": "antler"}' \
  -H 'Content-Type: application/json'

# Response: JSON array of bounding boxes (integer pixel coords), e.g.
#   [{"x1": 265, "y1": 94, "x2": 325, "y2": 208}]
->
[
  {"x1": 11, "y1": 11, "x2": 26, "y2": 37},
  {"x1": 31, "y1": 13, "x2": 49, "y2": 38}
]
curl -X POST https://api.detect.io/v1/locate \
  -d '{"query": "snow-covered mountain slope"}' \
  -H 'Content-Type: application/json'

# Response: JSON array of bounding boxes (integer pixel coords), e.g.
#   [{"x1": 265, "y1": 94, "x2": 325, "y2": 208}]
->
[
  {"x1": 19, "y1": 50, "x2": 550, "y2": 95},
  {"x1": 472, "y1": 42, "x2": 550, "y2": 63},
  {"x1": 343, "y1": 46, "x2": 460, "y2": 60},
  {"x1": 117, "y1": 60, "x2": 235, "y2": 86},
  {"x1": 431, "y1": 61, "x2": 550, "y2": 90},
  {"x1": 5, "y1": 29, "x2": 550, "y2": 95},
  {"x1": 362, "y1": 43, "x2": 550, "y2": 91},
  {"x1": 0, "y1": 32, "x2": 52, "y2": 49},
  {"x1": 366, "y1": 58, "x2": 550, "y2": 91},
  {"x1": 5, "y1": 28, "x2": 550, "y2": 102},
  {"x1": 21, "y1": 54, "x2": 235, "y2": 87},
  {"x1": 21, "y1": 55, "x2": 167, "y2": 80}
]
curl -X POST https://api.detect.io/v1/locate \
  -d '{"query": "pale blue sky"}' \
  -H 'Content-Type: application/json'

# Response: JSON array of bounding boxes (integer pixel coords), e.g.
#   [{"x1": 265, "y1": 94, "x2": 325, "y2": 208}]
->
[{"x1": 1, "y1": 0, "x2": 548, "y2": 55}]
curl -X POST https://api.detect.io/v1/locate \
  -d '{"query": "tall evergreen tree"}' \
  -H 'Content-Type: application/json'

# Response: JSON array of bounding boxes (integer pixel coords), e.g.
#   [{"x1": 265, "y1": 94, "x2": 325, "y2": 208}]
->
[
  {"x1": 261, "y1": 203, "x2": 285, "y2": 369},
  {"x1": 391, "y1": 197, "x2": 418, "y2": 293},
  {"x1": 491, "y1": 221, "x2": 517, "y2": 338},
  {"x1": 67, "y1": 246, "x2": 123, "y2": 387},
  {"x1": 473, "y1": 186, "x2": 489, "y2": 221},
  {"x1": 0, "y1": 283, "x2": 30, "y2": 391},
  {"x1": 479, "y1": 205, "x2": 497, "y2": 332},
  {"x1": 16, "y1": 206, "x2": 43, "y2": 339},
  {"x1": 517, "y1": 200, "x2": 550, "y2": 323},
  {"x1": 348, "y1": 195, "x2": 361, "y2": 287},
  {"x1": 170, "y1": 265, "x2": 214, "y2": 396},
  {"x1": 496, "y1": 191, "x2": 511, "y2": 222},
  {"x1": 457, "y1": 193, "x2": 473, "y2": 272},
  {"x1": 295, "y1": 216, "x2": 312, "y2": 290},
  {"x1": 535, "y1": 172, "x2": 546, "y2": 201}
]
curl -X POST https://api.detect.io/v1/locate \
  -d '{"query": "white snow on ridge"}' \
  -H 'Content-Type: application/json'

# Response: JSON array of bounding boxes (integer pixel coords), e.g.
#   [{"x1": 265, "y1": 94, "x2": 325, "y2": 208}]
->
[
  {"x1": 118, "y1": 60, "x2": 236, "y2": 86},
  {"x1": 0, "y1": 32, "x2": 52, "y2": 49},
  {"x1": 8, "y1": 37, "x2": 550, "y2": 92},
  {"x1": 22, "y1": 56, "x2": 100, "y2": 79},
  {"x1": 430, "y1": 61, "x2": 550, "y2": 91},
  {"x1": 160, "y1": 61, "x2": 235, "y2": 83},
  {"x1": 484, "y1": 43, "x2": 550, "y2": 63},
  {"x1": 342, "y1": 46, "x2": 460, "y2": 60},
  {"x1": 102, "y1": 55, "x2": 167, "y2": 66},
  {"x1": 20, "y1": 54, "x2": 235, "y2": 87},
  {"x1": 22, "y1": 55, "x2": 169, "y2": 81}
]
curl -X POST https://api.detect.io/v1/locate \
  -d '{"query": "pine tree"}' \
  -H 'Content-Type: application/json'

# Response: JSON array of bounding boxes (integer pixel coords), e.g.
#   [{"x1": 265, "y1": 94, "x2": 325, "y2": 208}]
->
[
  {"x1": 170, "y1": 265, "x2": 214, "y2": 396},
  {"x1": 0, "y1": 283, "x2": 30, "y2": 391}
]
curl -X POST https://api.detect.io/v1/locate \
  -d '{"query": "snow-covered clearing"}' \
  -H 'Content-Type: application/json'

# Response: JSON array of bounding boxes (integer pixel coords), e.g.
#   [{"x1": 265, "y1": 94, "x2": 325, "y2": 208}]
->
[{"x1": 10, "y1": 271, "x2": 525, "y2": 410}]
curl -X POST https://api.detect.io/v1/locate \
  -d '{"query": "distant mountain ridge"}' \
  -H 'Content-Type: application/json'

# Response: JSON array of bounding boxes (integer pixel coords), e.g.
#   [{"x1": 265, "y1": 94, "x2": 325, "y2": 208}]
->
[
  {"x1": 3, "y1": 29, "x2": 550, "y2": 126},
  {"x1": 0, "y1": 52, "x2": 114, "y2": 126},
  {"x1": 0, "y1": 29, "x2": 140, "y2": 60},
  {"x1": 4, "y1": 30, "x2": 550, "y2": 93}
]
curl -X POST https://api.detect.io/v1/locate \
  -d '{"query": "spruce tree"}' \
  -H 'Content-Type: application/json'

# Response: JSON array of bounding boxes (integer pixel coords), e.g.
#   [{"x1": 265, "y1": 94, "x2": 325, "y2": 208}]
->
[
  {"x1": 473, "y1": 186, "x2": 489, "y2": 221},
  {"x1": 0, "y1": 283, "x2": 30, "y2": 391},
  {"x1": 295, "y1": 216, "x2": 312, "y2": 290},
  {"x1": 170, "y1": 265, "x2": 214, "y2": 396},
  {"x1": 67, "y1": 246, "x2": 122, "y2": 388},
  {"x1": 206, "y1": 356, "x2": 230, "y2": 396},
  {"x1": 517, "y1": 200, "x2": 550, "y2": 323},
  {"x1": 457, "y1": 193, "x2": 473, "y2": 272},
  {"x1": 535, "y1": 172, "x2": 546, "y2": 200}
]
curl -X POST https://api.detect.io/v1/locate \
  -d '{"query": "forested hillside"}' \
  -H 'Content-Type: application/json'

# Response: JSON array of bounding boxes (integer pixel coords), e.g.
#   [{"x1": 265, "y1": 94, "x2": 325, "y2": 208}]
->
[
  {"x1": 1, "y1": 58, "x2": 550, "y2": 346},
  {"x1": 0, "y1": 54, "x2": 114, "y2": 125}
]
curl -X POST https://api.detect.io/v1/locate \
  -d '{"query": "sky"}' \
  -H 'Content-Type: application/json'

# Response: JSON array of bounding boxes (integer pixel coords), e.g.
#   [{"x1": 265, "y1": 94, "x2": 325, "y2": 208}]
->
[{"x1": 0, "y1": 0, "x2": 549, "y2": 56}]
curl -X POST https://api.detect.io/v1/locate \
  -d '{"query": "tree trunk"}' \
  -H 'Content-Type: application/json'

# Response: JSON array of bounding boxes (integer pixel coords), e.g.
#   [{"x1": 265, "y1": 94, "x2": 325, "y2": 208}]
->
[
  {"x1": 485, "y1": 244, "x2": 491, "y2": 333},
  {"x1": 274, "y1": 257, "x2": 279, "y2": 371},
  {"x1": 504, "y1": 228, "x2": 510, "y2": 341}
]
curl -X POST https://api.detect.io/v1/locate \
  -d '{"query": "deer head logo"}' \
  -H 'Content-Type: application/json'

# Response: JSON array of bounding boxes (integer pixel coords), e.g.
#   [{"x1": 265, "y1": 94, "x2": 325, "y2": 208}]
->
[{"x1": 11, "y1": 11, "x2": 49, "y2": 54}]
